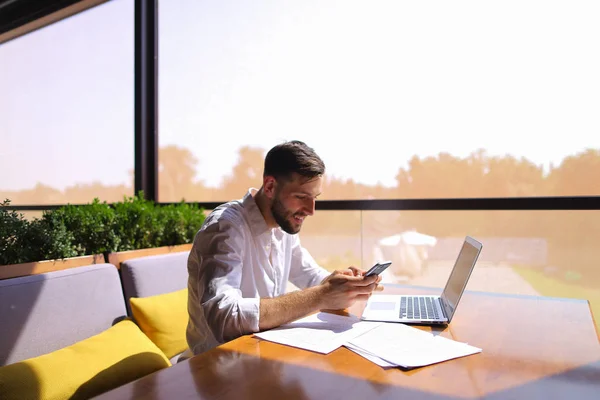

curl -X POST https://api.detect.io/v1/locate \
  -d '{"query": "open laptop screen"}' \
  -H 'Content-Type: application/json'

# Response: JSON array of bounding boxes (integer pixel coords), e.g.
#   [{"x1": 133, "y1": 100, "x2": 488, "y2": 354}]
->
[{"x1": 440, "y1": 236, "x2": 482, "y2": 321}]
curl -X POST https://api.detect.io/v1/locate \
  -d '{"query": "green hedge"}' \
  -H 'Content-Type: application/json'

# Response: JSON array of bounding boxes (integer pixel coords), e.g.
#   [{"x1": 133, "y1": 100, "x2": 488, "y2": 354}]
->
[{"x1": 0, "y1": 193, "x2": 205, "y2": 266}]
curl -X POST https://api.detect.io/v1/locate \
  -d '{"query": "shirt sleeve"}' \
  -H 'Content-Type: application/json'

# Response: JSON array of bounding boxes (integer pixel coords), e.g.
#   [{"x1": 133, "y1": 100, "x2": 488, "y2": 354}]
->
[
  {"x1": 288, "y1": 234, "x2": 330, "y2": 289},
  {"x1": 191, "y1": 217, "x2": 260, "y2": 343}
]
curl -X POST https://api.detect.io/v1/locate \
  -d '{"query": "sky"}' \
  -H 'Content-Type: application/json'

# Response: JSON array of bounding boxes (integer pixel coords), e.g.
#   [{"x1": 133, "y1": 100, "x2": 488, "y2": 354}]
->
[{"x1": 1, "y1": 0, "x2": 599, "y2": 190}]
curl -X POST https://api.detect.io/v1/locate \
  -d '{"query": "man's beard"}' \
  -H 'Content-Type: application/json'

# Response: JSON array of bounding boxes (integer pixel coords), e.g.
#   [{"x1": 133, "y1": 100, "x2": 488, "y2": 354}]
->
[{"x1": 271, "y1": 195, "x2": 301, "y2": 234}]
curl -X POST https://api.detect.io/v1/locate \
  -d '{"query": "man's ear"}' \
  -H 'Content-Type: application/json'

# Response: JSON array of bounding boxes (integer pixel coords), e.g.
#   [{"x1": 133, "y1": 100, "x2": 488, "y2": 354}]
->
[{"x1": 263, "y1": 176, "x2": 277, "y2": 199}]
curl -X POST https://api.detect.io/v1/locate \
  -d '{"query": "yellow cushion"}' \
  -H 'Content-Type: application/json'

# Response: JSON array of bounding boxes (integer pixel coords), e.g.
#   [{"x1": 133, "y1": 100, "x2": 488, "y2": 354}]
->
[
  {"x1": 129, "y1": 288, "x2": 189, "y2": 358},
  {"x1": 0, "y1": 319, "x2": 170, "y2": 400}
]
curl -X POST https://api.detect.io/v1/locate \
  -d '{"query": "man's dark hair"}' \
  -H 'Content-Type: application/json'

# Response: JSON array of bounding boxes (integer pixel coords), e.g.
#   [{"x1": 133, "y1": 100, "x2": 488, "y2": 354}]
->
[{"x1": 263, "y1": 140, "x2": 325, "y2": 182}]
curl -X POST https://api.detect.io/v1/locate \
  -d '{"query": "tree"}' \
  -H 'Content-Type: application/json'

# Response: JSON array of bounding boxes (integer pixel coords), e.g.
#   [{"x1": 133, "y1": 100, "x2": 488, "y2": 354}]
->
[
  {"x1": 218, "y1": 146, "x2": 265, "y2": 200},
  {"x1": 484, "y1": 155, "x2": 546, "y2": 197},
  {"x1": 547, "y1": 149, "x2": 600, "y2": 196},
  {"x1": 159, "y1": 145, "x2": 201, "y2": 202}
]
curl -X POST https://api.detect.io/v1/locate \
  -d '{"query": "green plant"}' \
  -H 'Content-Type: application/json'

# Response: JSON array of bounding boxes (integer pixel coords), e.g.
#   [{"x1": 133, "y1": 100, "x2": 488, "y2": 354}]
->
[
  {"x1": 113, "y1": 192, "x2": 163, "y2": 251},
  {"x1": 0, "y1": 199, "x2": 30, "y2": 265},
  {"x1": 179, "y1": 202, "x2": 205, "y2": 243},
  {"x1": 0, "y1": 194, "x2": 206, "y2": 266},
  {"x1": 157, "y1": 201, "x2": 205, "y2": 247},
  {"x1": 44, "y1": 199, "x2": 120, "y2": 256},
  {"x1": 27, "y1": 216, "x2": 78, "y2": 261},
  {"x1": 0, "y1": 200, "x2": 78, "y2": 265}
]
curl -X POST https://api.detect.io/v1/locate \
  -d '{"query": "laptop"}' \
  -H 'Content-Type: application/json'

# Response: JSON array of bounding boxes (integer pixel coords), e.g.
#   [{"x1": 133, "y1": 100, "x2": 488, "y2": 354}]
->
[{"x1": 361, "y1": 236, "x2": 482, "y2": 325}]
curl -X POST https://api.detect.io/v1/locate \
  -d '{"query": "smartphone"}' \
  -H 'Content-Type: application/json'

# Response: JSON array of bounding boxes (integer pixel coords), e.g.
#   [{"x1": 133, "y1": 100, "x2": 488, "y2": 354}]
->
[{"x1": 364, "y1": 261, "x2": 392, "y2": 277}]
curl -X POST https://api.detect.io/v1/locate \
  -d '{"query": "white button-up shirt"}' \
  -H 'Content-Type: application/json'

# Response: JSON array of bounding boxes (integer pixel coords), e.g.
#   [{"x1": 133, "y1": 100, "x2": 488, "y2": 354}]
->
[{"x1": 186, "y1": 189, "x2": 330, "y2": 355}]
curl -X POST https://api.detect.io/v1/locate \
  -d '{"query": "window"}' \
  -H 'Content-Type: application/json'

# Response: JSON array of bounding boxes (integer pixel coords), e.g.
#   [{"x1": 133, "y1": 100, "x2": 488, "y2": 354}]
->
[
  {"x1": 159, "y1": 1, "x2": 600, "y2": 202},
  {"x1": 0, "y1": 0, "x2": 134, "y2": 205}
]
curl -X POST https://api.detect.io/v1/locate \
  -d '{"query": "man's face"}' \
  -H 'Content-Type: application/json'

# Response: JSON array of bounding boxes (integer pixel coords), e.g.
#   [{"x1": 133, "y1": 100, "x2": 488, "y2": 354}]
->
[{"x1": 270, "y1": 174, "x2": 323, "y2": 234}]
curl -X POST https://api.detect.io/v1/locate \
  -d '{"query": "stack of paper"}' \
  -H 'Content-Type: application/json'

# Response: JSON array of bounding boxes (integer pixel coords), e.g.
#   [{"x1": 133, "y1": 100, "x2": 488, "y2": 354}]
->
[
  {"x1": 345, "y1": 323, "x2": 482, "y2": 368},
  {"x1": 254, "y1": 312, "x2": 481, "y2": 368},
  {"x1": 254, "y1": 312, "x2": 381, "y2": 354}
]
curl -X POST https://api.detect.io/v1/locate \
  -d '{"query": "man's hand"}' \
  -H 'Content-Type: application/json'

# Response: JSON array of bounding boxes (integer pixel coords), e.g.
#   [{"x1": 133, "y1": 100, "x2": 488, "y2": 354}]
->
[
  {"x1": 318, "y1": 269, "x2": 382, "y2": 310},
  {"x1": 328, "y1": 266, "x2": 384, "y2": 290},
  {"x1": 350, "y1": 267, "x2": 384, "y2": 290},
  {"x1": 259, "y1": 267, "x2": 383, "y2": 331}
]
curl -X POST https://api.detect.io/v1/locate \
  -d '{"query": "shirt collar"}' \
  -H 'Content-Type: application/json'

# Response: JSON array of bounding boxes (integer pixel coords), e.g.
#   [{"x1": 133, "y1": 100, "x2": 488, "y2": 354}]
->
[{"x1": 242, "y1": 188, "x2": 272, "y2": 237}]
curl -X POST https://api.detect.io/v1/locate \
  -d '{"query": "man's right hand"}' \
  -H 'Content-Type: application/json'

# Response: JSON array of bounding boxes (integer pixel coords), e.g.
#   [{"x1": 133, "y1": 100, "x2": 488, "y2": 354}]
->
[{"x1": 318, "y1": 270, "x2": 380, "y2": 310}]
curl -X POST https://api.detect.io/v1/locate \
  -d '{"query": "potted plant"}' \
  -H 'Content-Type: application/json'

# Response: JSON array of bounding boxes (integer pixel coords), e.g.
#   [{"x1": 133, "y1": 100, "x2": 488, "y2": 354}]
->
[
  {"x1": 106, "y1": 194, "x2": 205, "y2": 268},
  {"x1": 0, "y1": 194, "x2": 206, "y2": 278},
  {"x1": 0, "y1": 200, "x2": 104, "y2": 280}
]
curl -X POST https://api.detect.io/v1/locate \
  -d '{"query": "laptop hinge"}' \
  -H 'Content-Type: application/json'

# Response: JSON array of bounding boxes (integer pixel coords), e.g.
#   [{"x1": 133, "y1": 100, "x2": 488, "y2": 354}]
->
[{"x1": 439, "y1": 297, "x2": 448, "y2": 319}]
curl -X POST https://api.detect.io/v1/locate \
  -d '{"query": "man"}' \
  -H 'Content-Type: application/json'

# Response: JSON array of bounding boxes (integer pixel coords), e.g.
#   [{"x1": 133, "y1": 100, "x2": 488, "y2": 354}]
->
[{"x1": 186, "y1": 140, "x2": 381, "y2": 355}]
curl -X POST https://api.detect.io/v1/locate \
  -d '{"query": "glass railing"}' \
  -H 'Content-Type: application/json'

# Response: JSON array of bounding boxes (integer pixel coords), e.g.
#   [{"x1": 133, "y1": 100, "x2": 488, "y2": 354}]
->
[{"x1": 300, "y1": 209, "x2": 600, "y2": 330}]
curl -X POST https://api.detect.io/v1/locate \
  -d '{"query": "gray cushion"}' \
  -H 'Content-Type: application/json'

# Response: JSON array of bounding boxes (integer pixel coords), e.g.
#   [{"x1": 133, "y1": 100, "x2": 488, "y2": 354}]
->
[
  {"x1": 120, "y1": 252, "x2": 189, "y2": 315},
  {"x1": 0, "y1": 264, "x2": 127, "y2": 366}
]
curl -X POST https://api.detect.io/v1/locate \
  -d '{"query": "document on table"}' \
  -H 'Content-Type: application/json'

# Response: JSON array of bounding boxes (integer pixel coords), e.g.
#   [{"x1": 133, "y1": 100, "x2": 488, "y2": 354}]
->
[
  {"x1": 346, "y1": 322, "x2": 482, "y2": 368},
  {"x1": 344, "y1": 343, "x2": 397, "y2": 368},
  {"x1": 254, "y1": 312, "x2": 381, "y2": 354}
]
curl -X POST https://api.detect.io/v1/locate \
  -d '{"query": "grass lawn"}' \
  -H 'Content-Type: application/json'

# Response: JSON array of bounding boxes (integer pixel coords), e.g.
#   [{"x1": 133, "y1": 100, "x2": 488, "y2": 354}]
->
[{"x1": 513, "y1": 266, "x2": 600, "y2": 334}]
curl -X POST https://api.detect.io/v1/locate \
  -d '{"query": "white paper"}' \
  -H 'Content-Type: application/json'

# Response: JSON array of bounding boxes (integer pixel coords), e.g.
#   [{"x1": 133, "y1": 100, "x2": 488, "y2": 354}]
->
[
  {"x1": 254, "y1": 312, "x2": 381, "y2": 354},
  {"x1": 347, "y1": 323, "x2": 481, "y2": 368},
  {"x1": 344, "y1": 343, "x2": 397, "y2": 368}
]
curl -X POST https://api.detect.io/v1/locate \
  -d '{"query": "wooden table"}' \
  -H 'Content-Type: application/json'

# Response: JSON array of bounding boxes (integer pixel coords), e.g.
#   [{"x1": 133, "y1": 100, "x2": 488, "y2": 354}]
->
[{"x1": 97, "y1": 285, "x2": 600, "y2": 399}]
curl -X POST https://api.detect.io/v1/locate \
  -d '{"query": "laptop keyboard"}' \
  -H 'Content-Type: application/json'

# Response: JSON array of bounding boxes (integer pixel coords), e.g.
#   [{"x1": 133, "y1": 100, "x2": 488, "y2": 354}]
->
[{"x1": 400, "y1": 296, "x2": 440, "y2": 320}]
